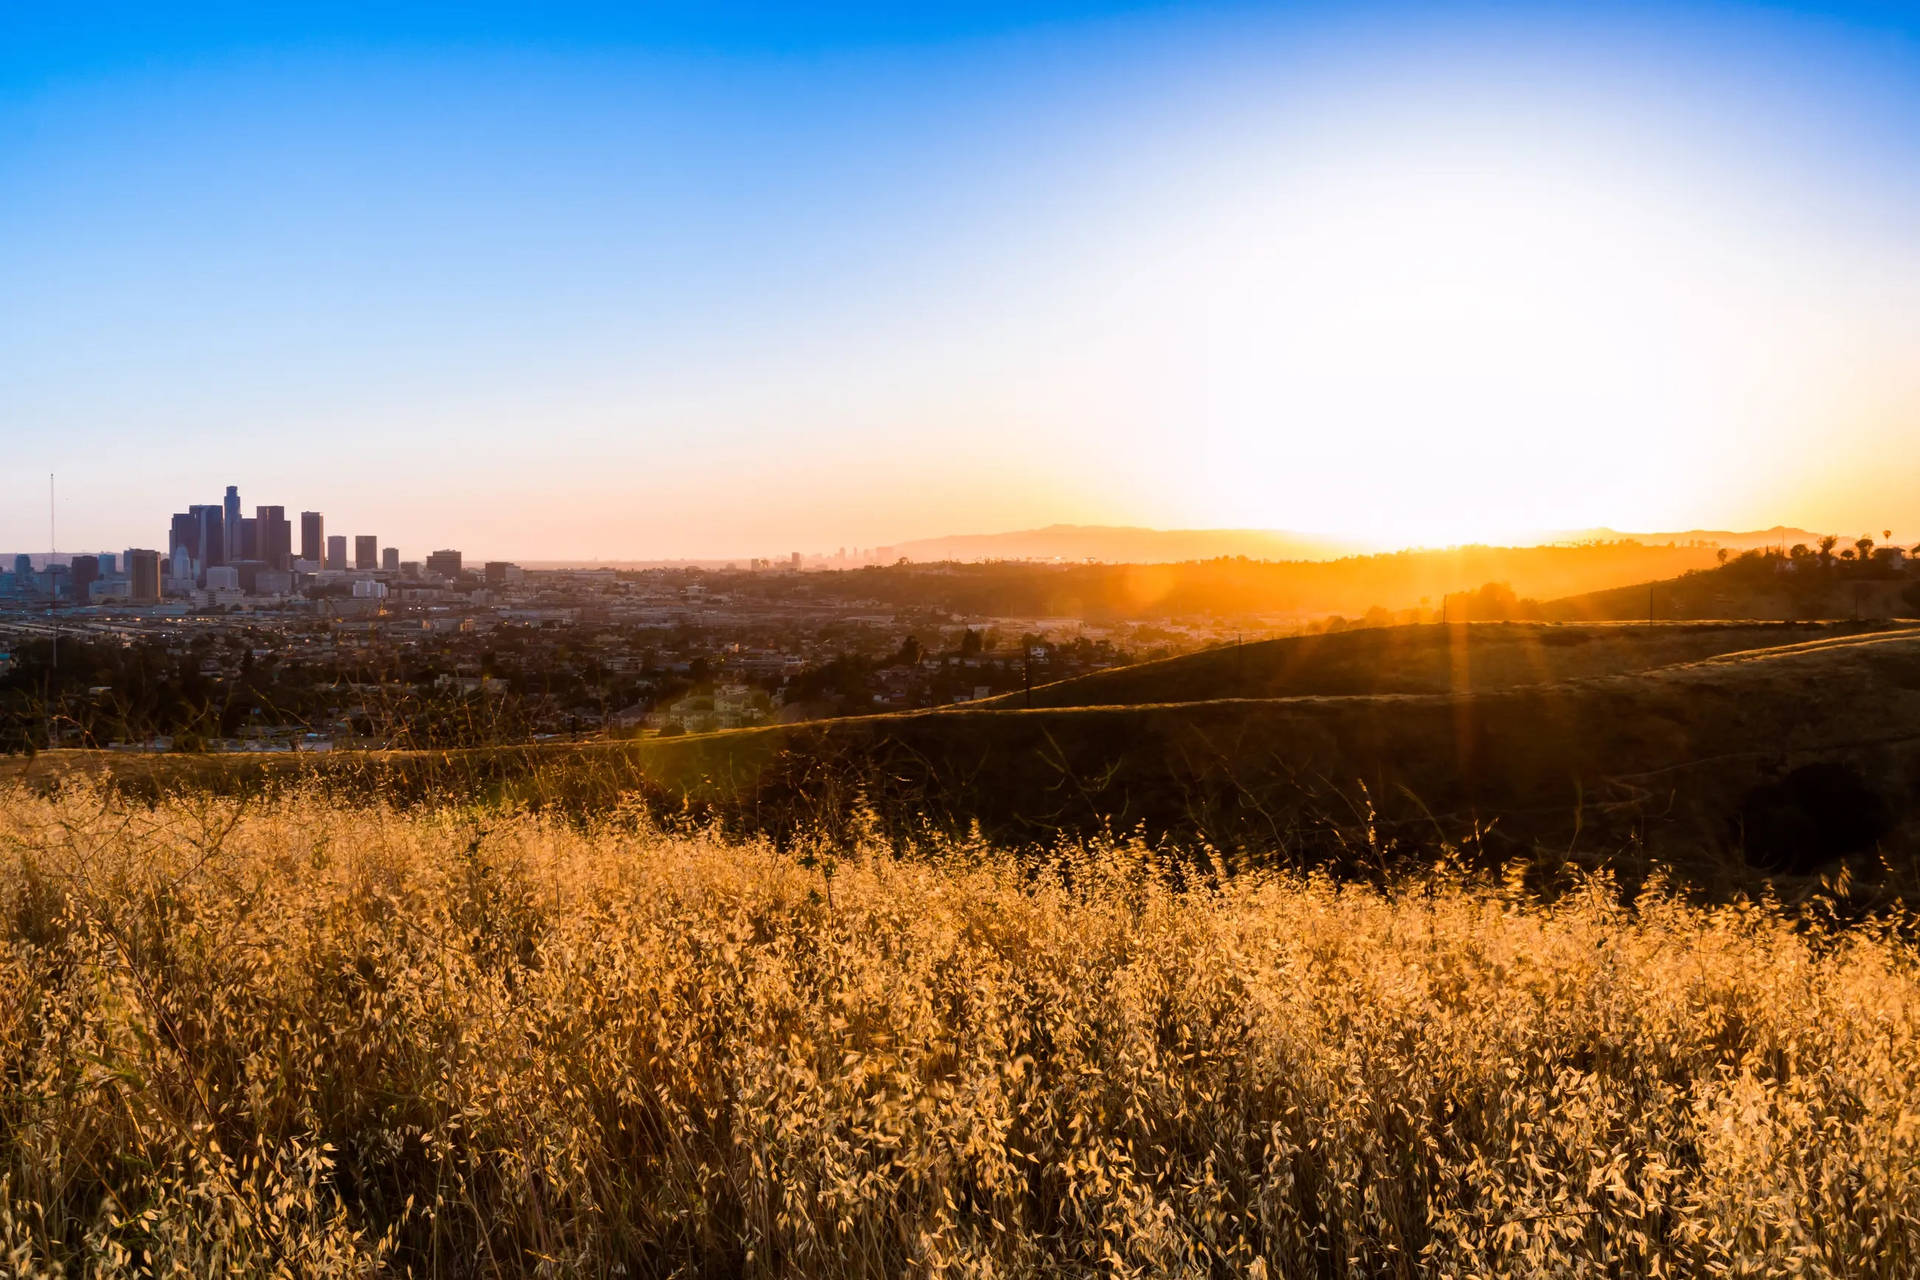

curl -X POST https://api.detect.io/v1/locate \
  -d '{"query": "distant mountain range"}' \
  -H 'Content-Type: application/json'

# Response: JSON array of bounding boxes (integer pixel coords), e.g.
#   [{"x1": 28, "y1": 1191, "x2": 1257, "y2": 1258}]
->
[
  {"x1": 887, "y1": 525, "x2": 1371, "y2": 564},
  {"x1": 1547, "y1": 526, "x2": 1832, "y2": 551},
  {"x1": 887, "y1": 523, "x2": 1836, "y2": 565},
  {"x1": 324, "y1": 525, "x2": 1848, "y2": 573}
]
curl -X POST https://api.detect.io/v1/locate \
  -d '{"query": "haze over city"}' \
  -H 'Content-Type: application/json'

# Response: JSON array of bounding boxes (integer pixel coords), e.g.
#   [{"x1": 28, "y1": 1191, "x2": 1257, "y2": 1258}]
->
[{"x1": 5, "y1": 0, "x2": 1918, "y2": 559}]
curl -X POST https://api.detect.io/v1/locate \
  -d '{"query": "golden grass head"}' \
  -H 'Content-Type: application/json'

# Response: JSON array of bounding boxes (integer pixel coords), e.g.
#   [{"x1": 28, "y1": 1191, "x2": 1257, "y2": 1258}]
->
[{"x1": 0, "y1": 781, "x2": 1915, "y2": 1276}]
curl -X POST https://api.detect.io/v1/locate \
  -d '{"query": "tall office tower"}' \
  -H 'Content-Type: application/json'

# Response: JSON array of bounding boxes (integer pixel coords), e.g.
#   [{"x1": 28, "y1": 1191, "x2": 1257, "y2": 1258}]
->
[
  {"x1": 425, "y1": 549, "x2": 462, "y2": 580},
  {"x1": 97, "y1": 552, "x2": 116, "y2": 575},
  {"x1": 12, "y1": 554, "x2": 29, "y2": 578},
  {"x1": 300, "y1": 511, "x2": 325, "y2": 564},
  {"x1": 354, "y1": 535, "x2": 378, "y2": 571},
  {"x1": 223, "y1": 486, "x2": 241, "y2": 559},
  {"x1": 70, "y1": 555, "x2": 99, "y2": 603},
  {"x1": 169, "y1": 513, "x2": 198, "y2": 579},
  {"x1": 236, "y1": 517, "x2": 258, "y2": 561},
  {"x1": 256, "y1": 506, "x2": 292, "y2": 571},
  {"x1": 189, "y1": 504, "x2": 226, "y2": 583},
  {"x1": 382, "y1": 546, "x2": 399, "y2": 573},
  {"x1": 128, "y1": 550, "x2": 161, "y2": 603},
  {"x1": 325, "y1": 535, "x2": 347, "y2": 570}
]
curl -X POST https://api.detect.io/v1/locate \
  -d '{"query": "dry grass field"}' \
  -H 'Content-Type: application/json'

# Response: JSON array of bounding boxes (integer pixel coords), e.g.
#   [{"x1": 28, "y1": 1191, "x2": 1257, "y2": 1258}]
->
[{"x1": 1, "y1": 784, "x2": 1916, "y2": 1276}]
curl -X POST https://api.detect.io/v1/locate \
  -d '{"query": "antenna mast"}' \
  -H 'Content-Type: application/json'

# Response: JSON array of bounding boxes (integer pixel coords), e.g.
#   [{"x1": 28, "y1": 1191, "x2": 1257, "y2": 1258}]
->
[{"x1": 48, "y1": 473, "x2": 57, "y2": 672}]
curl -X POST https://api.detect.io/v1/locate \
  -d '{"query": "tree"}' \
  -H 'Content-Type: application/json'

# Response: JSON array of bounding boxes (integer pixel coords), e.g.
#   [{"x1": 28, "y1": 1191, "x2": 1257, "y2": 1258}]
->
[
  {"x1": 1818, "y1": 535, "x2": 1839, "y2": 564},
  {"x1": 1789, "y1": 544, "x2": 1810, "y2": 561},
  {"x1": 1856, "y1": 536, "x2": 1876, "y2": 560},
  {"x1": 895, "y1": 635, "x2": 923, "y2": 666}
]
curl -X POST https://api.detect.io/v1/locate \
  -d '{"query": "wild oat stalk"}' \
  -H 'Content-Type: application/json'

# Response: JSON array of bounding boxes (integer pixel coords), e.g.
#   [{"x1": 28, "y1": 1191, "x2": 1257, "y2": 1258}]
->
[{"x1": 0, "y1": 783, "x2": 1914, "y2": 1277}]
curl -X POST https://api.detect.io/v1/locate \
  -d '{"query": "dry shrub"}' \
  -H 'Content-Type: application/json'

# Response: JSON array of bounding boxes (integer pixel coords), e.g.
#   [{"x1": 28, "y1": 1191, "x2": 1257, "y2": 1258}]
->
[{"x1": 0, "y1": 783, "x2": 1915, "y2": 1277}]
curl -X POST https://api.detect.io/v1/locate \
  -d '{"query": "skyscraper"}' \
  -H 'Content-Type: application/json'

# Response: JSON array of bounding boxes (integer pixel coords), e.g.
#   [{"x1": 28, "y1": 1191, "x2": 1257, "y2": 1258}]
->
[
  {"x1": 189, "y1": 504, "x2": 225, "y2": 584},
  {"x1": 325, "y1": 535, "x2": 347, "y2": 571},
  {"x1": 382, "y1": 546, "x2": 399, "y2": 573},
  {"x1": 223, "y1": 486, "x2": 241, "y2": 560},
  {"x1": 236, "y1": 517, "x2": 258, "y2": 561},
  {"x1": 354, "y1": 536, "x2": 378, "y2": 571},
  {"x1": 70, "y1": 555, "x2": 99, "y2": 603},
  {"x1": 425, "y1": 549, "x2": 462, "y2": 580},
  {"x1": 168, "y1": 512, "x2": 197, "y2": 579},
  {"x1": 256, "y1": 506, "x2": 292, "y2": 571},
  {"x1": 127, "y1": 549, "x2": 160, "y2": 603},
  {"x1": 300, "y1": 511, "x2": 325, "y2": 565}
]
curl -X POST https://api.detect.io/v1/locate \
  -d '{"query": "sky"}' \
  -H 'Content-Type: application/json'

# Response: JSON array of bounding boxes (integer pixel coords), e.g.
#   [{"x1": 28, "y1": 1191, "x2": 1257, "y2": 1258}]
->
[{"x1": 3, "y1": 1, "x2": 1918, "y2": 560}]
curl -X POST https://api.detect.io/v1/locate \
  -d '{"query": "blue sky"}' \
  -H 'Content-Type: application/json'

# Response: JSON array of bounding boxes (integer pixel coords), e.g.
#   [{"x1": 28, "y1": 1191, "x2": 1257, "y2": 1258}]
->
[{"x1": 4, "y1": 2, "x2": 1918, "y2": 558}]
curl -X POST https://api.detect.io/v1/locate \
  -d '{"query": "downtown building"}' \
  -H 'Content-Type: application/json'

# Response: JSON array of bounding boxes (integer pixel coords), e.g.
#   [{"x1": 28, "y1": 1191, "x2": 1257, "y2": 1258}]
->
[
  {"x1": 300, "y1": 511, "x2": 325, "y2": 566},
  {"x1": 255, "y1": 506, "x2": 292, "y2": 572}
]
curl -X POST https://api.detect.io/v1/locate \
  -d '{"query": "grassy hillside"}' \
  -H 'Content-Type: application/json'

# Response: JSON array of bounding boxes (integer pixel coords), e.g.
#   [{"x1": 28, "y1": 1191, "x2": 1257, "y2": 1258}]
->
[
  {"x1": 839, "y1": 541, "x2": 1728, "y2": 620},
  {"x1": 2, "y1": 787, "x2": 1915, "y2": 1275},
  {"x1": 14, "y1": 625, "x2": 1920, "y2": 885},
  {"x1": 1545, "y1": 566, "x2": 1919, "y2": 623},
  {"x1": 972, "y1": 621, "x2": 1879, "y2": 710}
]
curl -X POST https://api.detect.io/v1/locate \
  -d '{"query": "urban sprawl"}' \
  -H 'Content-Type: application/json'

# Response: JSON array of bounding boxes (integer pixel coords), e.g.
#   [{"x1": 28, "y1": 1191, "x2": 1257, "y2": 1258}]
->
[{"x1": 0, "y1": 486, "x2": 1240, "y2": 753}]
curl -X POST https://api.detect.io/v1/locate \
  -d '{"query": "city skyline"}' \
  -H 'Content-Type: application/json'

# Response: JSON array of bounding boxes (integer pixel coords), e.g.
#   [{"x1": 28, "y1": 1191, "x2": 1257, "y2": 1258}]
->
[
  {"x1": 1, "y1": 474, "x2": 489, "y2": 606},
  {"x1": 4, "y1": 470, "x2": 913, "y2": 572},
  {"x1": 5, "y1": 2, "x2": 1919, "y2": 556}
]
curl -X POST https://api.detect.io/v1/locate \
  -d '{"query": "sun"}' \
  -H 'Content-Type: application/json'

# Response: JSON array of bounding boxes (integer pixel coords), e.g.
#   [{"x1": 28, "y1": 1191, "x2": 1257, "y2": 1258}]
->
[{"x1": 1114, "y1": 131, "x2": 1824, "y2": 546}]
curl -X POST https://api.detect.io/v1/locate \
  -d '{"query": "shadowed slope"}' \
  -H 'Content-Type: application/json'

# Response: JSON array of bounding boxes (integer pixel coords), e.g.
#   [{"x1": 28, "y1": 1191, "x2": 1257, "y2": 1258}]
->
[
  {"x1": 11, "y1": 627, "x2": 1920, "y2": 885},
  {"x1": 973, "y1": 621, "x2": 1895, "y2": 710}
]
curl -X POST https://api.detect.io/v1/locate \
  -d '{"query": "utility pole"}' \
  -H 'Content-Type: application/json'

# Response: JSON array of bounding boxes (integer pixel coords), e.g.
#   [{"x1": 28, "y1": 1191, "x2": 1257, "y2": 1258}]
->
[
  {"x1": 46, "y1": 473, "x2": 57, "y2": 754},
  {"x1": 48, "y1": 473, "x2": 57, "y2": 673}
]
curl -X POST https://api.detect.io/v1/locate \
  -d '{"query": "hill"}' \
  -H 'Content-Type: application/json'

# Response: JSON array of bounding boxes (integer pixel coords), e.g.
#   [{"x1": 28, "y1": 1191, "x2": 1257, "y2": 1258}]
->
[
  {"x1": 1545, "y1": 555, "x2": 1920, "y2": 623},
  {"x1": 839, "y1": 542, "x2": 1730, "y2": 621},
  {"x1": 1545, "y1": 523, "x2": 1830, "y2": 551},
  {"x1": 971, "y1": 621, "x2": 1873, "y2": 709},
  {"x1": 16, "y1": 623, "x2": 1920, "y2": 885},
  {"x1": 885, "y1": 523, "x2": 1834, "y2": 565},
  {"x1": 890, "y1": 524, "x2": 1371, "y2": 563}
]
